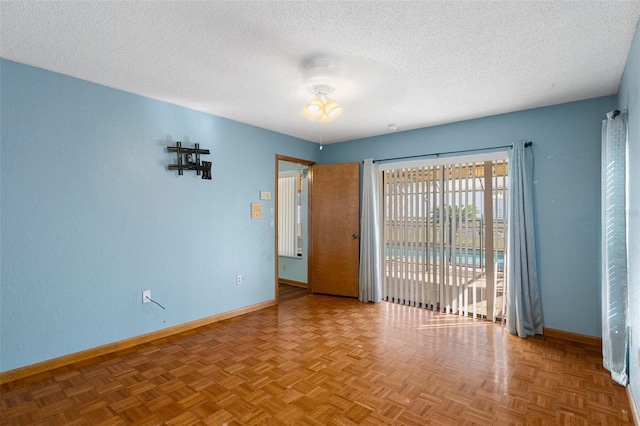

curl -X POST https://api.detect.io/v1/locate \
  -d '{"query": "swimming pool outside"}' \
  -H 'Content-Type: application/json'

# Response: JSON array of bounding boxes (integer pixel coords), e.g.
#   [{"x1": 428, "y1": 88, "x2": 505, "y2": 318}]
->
[{"x1": 385, "y1": 244, "x2": 505, "y2": 270}]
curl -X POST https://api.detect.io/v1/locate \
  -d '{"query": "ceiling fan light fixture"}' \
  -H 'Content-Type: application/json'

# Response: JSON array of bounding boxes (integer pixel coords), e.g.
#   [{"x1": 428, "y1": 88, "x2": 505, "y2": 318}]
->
[
  {"x1": 301, "y1": 82, "x2": 342, "y2": 123},
  {"x1": 301, "y1": 97, "x2": 324, "y2": 120},
  {"x1": 322, "y1": 100, "x2": 342, "y2": 121}
]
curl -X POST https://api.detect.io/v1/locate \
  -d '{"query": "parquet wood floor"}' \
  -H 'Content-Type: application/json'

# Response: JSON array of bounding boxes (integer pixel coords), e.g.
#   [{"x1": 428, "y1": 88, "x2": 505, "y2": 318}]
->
[{"x1": 1, "y1": 294, "x2": 634, "y2": 425}]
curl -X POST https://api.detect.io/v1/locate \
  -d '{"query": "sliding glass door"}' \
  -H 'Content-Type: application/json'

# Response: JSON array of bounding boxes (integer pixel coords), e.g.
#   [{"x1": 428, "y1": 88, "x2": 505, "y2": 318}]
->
[{"x1": 382, "y1": 155, "x2": 508, "y2": 321}]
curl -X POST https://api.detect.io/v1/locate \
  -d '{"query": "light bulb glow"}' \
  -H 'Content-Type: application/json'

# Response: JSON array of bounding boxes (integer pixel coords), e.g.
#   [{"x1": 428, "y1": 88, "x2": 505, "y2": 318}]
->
[
  {"x1": 301, "y1": 97, "x2": 325, "y2": 120},
  {"x1": 323, "y1": 100, "x2": 342, "y2": 120}
]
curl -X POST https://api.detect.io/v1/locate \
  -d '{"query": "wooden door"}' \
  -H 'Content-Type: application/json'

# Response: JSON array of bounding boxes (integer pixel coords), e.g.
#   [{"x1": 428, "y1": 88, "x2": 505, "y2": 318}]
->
[{"x1": 310, "y1": 162, "x2": 360, "y2": 297}]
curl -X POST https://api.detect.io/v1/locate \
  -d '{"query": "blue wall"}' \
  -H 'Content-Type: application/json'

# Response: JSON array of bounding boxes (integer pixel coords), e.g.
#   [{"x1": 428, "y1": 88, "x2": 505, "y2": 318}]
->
[
  {"x1": 618, "y1": 21, "x2": 640, "y2": 415},
  {"x1": 320, "y1": 96, "x2": 616, "y2": 338},
  {"x1": 0, "y1": 59, "x2": 320, "y2": 372}
]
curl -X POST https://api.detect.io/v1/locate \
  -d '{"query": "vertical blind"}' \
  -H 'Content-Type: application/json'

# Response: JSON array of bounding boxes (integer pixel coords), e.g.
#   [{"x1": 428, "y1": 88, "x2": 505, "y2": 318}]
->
[
  {"x1": 383, "y1": 158, "x2": 508, "y2": 320},
  {"x1": 278, "y1": 176, "x2": 297, "y2": 257}
]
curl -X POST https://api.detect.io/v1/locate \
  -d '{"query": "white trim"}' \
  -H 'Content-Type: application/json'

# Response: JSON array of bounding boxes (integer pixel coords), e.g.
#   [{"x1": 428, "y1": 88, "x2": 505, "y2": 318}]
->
[{"x1": 378, "y1": 150, "x2": 509, "y2": 171}]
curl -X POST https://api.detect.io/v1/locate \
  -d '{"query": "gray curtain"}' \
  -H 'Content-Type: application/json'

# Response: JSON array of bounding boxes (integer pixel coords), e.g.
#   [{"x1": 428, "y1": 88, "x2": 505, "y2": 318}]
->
[
  {"x1": 506, "y1": 141, "x2": 543, "y2": 337},
  {"x1": 359, "y1": 159, "x2": 383, "y2": 302},
  {"x1": 601, "y1": 110, "x2": 628, "y2": 386}
]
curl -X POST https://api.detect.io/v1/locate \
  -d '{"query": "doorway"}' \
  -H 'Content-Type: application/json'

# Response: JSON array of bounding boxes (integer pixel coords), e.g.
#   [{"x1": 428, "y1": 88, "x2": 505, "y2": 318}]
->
[
  {"x1": 275, "y1": 155, "x2": 314, "y2": 303},
  {"x1": 381, "y1": 154, "x2": 509, "y2": 321}
]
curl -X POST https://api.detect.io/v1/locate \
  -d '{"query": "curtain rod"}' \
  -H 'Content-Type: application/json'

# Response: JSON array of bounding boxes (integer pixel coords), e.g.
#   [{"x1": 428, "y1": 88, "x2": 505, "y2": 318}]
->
[{"x1": 371, "y1": 141, "x2": 532, "y2": 163}]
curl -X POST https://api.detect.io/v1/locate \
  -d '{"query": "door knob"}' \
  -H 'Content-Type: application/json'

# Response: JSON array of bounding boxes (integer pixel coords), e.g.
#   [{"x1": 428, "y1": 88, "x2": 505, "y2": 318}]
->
[{"x1": 352, "y1": 234, "x2": 358, "y2": 239}]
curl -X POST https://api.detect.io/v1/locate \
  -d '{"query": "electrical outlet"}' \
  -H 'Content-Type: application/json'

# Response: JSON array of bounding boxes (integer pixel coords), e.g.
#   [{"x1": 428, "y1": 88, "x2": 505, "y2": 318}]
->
[
  {"x1": 142, "y1": 290, "x2": 151, "y2": 303},
  {"x1": 236, "y1": 275, "x2": 242, "y2": 285}
]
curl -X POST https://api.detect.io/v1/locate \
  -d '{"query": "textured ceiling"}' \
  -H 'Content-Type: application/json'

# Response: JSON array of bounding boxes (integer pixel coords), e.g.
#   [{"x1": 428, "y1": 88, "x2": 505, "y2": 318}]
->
[{"x1": 2, "y1": 1, "x2": 639, "y2": 144}]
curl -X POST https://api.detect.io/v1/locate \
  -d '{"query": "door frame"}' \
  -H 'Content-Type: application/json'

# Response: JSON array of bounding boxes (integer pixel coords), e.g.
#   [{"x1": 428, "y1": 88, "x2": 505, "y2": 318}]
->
[{"x1": 275, "y1": 155, "x2": 316, "y2": 303}]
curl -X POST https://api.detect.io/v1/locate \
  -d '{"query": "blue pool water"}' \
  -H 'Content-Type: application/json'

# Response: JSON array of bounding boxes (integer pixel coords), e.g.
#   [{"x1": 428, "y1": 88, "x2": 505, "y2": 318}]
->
[{"x1": 386, "y1": 245, "x2": 504, "y2": 270}]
